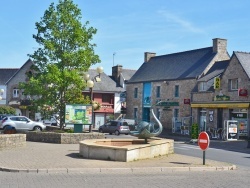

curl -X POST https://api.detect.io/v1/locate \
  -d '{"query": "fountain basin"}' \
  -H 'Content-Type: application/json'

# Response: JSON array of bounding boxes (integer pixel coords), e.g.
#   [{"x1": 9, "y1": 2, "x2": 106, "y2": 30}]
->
[{"x1": 79, "y1": 138, "x2": 174, "y2": 162}]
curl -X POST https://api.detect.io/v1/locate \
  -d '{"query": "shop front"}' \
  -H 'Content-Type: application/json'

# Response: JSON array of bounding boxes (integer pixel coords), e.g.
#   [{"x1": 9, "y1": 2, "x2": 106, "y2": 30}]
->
[{"x1": 191, "y1": 102, "x2": 250, "y2": 139}]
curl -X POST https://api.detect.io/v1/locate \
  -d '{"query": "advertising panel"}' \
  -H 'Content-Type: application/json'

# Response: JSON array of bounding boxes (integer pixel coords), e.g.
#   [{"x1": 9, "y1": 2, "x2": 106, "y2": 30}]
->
[{"x1": 65, "y1": 104, "x2": 92, "y2": 125}]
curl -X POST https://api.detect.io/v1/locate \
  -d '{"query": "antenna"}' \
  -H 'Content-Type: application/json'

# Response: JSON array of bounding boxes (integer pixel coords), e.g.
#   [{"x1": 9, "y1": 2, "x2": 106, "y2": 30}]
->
[{"x1": 113, "y1": 52, "x2": 116, "y2": 66}]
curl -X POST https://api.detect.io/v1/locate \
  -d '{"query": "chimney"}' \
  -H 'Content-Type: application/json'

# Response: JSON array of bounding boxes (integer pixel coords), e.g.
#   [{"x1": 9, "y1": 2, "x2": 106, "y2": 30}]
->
[
  {"x1": 112, "y1": 65, "x2": 123, "y2": 83},
  {"x1": 144, "y1": 52, "x2": 156, "y2": 62},
  {"x1": 213, "y1": 38, "x2": 227, "y2": 53}
]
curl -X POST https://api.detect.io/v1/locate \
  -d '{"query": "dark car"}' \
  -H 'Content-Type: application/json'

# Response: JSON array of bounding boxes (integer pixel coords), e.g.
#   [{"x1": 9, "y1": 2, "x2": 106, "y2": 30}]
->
[{"x1": 98, "y1": 120, "x2": 130, "y2": 135}]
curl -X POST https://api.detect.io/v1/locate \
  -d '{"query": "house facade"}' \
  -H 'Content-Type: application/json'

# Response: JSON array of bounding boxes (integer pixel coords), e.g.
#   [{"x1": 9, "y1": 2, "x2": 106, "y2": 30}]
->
[
  {"x1": 5, "y1": 59, "x2": 34, "y2": 117},
  {"x1": 0, "y1": 68, "x2": 19, "y2": 107},
  {"x1": 82, "y1": 65, "x2": 136, "y2": 129},
  {"x1": 126, "y1": 38, "x2": 230, "y2": 133},
  {"x1": 191, "y1": 51, "x2": 250, "y2": 139}
]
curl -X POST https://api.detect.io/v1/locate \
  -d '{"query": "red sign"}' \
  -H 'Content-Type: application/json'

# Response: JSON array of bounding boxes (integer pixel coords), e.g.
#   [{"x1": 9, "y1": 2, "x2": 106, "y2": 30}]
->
[
  {"x1": 238, "y1": 88, "x2": 248, "y2": 97},
  {"x1": 198, "y1": 132, "x2": 210, "y2": 151},
  {"x1": 184, "y1": 99, "x2": 190, "y2": 104}
]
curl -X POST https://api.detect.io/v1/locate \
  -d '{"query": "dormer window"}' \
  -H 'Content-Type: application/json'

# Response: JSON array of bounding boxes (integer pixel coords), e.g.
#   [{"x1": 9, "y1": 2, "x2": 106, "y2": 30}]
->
[
  {"x1": 13, "y1": 88, "x2": 19, "y2": 98},
  {"x1": 198, "y1": 82, "x2": 207, "y2": 91}
]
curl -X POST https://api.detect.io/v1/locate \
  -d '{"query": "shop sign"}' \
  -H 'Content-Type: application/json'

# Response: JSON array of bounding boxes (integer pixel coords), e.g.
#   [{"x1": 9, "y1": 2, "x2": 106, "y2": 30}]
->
[
  {"x1": 184, "y1": 99, "x2": 190, "y2": 104},
  {"x1": 214, "y1": 95, "x2": 230, "y2": 101},
  {"x1": 238, "y1": 88, "x2": 248, "y2": 97},
  {"x1": 156, "y1": 101, "x2": 179, "y2": 106},
  {"x1": 214, "y1": 77, "x2": 220, "y2": 89},
  {"x1": 209, "y1": 111, "x2": 213, "y2": 122}
]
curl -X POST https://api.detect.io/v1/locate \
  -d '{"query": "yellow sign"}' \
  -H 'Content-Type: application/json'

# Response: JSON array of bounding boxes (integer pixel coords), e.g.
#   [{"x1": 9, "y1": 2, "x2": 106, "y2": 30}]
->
[
  {"x1": 191, "y1": 103, "x2": 249, "y2": 108},
  {"x1": 214, "y1": 77, "x2": 220, "y2": 89}
]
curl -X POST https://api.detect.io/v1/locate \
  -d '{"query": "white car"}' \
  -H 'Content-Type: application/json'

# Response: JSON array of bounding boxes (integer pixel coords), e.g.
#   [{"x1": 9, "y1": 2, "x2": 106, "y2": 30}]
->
[{"x1": 0, "y1": 116, "x2": 46, "y2": 131}]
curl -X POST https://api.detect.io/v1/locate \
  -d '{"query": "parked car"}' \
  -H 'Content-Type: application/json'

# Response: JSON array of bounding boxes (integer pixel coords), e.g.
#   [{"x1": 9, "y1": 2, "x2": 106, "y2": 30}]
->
[
  {"x1": 98, "y1": 120, "x2": 130, "y2": 135},
  {"x1": 0, "y1": 114, "x2": 14, "y2": 127},
  {"x1": 0, "y1": 116, "x2": 46, "y2": 132}
]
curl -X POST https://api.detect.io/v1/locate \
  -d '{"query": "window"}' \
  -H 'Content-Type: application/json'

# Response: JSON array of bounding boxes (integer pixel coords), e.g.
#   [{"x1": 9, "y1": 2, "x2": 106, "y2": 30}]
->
[
  {"x1": 174, "y1": 109, "x2": 179, "y2": 119},
  {"x1": 174, "y1": 85, "x2": 179, "y2": 97},
  {"x1": 134, "y1": 108, "x2": 138, "y2": 119},
  {"x1": 156, "y1": 108, "x2": 161, "y2": 119},
  {"x1": 229, "y1": 78, "x2": 238, "y2": 90},
  {"x1": 156, "y1": 86, "x2": 161, "y2": 98},
  {"x1": 102, "y1": 94, "x2": 111, "y2": 103},
  {"x1": 13, "y1": 89, "x2": 19, "y2": 98},
  {"x1": 134, "y1": 88, "x2": 138, "y2": 98},
  {"x1": 198, "y1": 82, "x2": 207, "y2": 91}
]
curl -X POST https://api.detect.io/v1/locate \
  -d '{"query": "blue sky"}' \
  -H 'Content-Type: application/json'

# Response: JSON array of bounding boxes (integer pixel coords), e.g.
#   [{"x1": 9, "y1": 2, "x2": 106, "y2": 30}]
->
[{"x1": 1, "y1": 0, "x2": 250, "y2": 75}]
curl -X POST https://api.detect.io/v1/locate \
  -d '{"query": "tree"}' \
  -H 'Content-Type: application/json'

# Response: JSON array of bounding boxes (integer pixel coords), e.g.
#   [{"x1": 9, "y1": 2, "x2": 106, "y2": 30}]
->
[
  {"x1": 19, "y1": 0, "x2": 100, "y2": 129},
  {"x1": 0, "y1": 106, "x2": 16, "y2": 115}
]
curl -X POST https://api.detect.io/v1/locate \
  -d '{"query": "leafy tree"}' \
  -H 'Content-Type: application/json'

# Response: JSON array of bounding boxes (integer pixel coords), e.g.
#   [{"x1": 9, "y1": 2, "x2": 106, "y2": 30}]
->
[
  {"x1": 19, "y1": 0, "x2": 100, "y2": 129},
  {"x1": 0, "y1": 106, "x2": 16, "y2": 115}
]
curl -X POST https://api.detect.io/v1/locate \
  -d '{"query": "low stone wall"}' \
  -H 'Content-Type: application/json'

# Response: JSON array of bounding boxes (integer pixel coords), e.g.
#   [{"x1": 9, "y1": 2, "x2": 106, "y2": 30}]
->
[
  {"x1": 0, "y1": 134, "x2": 26, "y2": 149},
  {"x1": 26, "y1": 132, "x2": 105, "y2": 144}
]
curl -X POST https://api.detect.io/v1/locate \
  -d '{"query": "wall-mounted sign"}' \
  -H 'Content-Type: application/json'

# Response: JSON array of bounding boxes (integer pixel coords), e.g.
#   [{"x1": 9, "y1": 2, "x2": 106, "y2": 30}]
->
[
  {"x1": 214, "y1": 95, "x2": 230, "y2": 101},
  {"x1": 209, "y1": 111, "x2": 213, "y2": 122},
  {"x1": 65, "y1": 104, "x2": 93, "y2": 125},
  {"x1": 238, "y1": 88, "x2": 248, "y2": 97},
  {"x1": 214, "y1": 77, "x2": 220, "y2": 89},
  {"x1": 184, "y1": 99, "x2": 190, "y2": 104},
  {"x1": 156, "y1": 101, "x2": 179, "y2": 106}
]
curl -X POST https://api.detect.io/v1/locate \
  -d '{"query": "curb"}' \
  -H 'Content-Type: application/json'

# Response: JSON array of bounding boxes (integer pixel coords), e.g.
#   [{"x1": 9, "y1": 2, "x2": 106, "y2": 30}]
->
[{"x1": 0, "y1": 165, "x2": 237, "y2": 173}]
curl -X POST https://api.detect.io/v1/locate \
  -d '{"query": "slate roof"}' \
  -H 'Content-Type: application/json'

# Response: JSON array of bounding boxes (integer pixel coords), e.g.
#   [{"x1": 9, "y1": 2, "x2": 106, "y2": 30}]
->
[
  {"x1": 128, "y1": 47, "x2": 217, "y2": 83},
  {"x1": 83, "y1": 69, "x2": 125, "y2": 93},
  {"x1": 234, "y1": 51, "x2": 250, "y2": 79},
  {"x1": 120, "y1": 69, "x2": 137, "y2": 81},
  {"x1": 0, "y1": 68, "x2": 19, "y2": 85}
]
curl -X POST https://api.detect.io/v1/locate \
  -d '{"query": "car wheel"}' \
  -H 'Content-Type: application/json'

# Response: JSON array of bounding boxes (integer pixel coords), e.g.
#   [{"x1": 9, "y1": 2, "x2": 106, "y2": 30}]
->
[
  {"x1": 99, "y1": 128, "x2": 103, "y2": 133},
  {"x1": 125, "y1": 133, "x2": 128, "y2": 135},
  {"x1": 33, "y1": 126, "x2": 42, "y2": 131},
  {"x1": 115, "y1": 130, "x2": 120, "y2": 136}
]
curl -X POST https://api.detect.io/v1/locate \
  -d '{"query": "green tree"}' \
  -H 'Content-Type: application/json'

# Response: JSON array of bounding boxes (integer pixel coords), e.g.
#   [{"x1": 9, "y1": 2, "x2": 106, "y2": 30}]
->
[
  {"x1": 0, "y1": 106, "x2": 16, "y2": 115},
  {"x1": 19, "y1": 0, "x2": 100, "y2": 129}
]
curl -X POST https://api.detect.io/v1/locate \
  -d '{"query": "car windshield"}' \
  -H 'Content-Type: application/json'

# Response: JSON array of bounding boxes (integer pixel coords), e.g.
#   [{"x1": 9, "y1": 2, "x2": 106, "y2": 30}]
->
[{"x1": 122, "y1": 122, "x2": 128, "y2": 126}]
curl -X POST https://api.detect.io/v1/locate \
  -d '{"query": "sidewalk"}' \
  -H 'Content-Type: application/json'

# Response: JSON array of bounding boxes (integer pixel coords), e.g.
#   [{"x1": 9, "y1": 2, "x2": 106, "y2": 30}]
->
[{"x1": 0, "y1": 141, "x2": 235, "y2": 173}]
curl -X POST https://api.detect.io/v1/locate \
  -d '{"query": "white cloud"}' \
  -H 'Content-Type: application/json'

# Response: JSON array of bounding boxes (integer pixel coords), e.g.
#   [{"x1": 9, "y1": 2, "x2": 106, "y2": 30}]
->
[{"x1": 158, "y1": 10, "x2": 205, "y2": 34}]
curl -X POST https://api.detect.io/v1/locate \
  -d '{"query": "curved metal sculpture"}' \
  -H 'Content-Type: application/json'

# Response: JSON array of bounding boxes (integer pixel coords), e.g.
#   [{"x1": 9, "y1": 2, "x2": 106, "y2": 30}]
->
[{"x1": 130, "y1": 108, "x2": 163, "y2": 140}]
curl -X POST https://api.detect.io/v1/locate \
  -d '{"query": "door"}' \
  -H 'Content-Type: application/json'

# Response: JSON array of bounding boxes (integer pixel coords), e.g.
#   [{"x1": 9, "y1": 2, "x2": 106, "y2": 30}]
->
[
  {"x1": 142, "y1": 108, "x2": 150, "y2": 122},
  {"x1": 217, "y1": 108, "x2": 223, "y2": 129},
  {"x1": 95, "y1": 114, "x2": 104, "y2": 129}
]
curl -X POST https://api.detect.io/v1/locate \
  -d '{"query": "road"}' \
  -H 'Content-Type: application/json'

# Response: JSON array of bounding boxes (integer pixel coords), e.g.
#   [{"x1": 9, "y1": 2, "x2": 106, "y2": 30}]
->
[{"x1": 174, "y1": 141, "x2": 250, "y2": 169}]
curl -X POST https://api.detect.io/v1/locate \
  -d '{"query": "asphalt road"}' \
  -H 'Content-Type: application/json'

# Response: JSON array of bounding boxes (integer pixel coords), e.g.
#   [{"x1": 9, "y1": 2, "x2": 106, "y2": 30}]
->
[{"x1": 175, "y1": 142, "x2": 250, "y2": 169}]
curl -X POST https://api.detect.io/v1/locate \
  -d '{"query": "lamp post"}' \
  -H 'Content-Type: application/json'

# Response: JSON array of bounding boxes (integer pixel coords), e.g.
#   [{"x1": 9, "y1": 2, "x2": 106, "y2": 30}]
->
[
  {"x1": 0, "y1": 89, "x2": 4, "y2": 101},
  {"x1": 84, "y1": 66, "x2": 104, "y2": 132}
]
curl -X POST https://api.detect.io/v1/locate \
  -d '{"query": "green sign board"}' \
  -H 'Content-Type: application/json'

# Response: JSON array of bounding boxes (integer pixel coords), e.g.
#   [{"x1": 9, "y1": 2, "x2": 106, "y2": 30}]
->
[
  {"x1": 156, "y1": 101, "x2": 179, "y2": 107},
  {"x1": 65, "y1": 104, "x2": 93, "y2": 125}
]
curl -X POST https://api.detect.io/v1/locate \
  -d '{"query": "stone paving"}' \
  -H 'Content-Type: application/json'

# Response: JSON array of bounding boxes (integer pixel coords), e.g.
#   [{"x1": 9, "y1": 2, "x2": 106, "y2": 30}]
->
[{"x1": 0, "y1": 141, "x2": 235, "y2": 173}]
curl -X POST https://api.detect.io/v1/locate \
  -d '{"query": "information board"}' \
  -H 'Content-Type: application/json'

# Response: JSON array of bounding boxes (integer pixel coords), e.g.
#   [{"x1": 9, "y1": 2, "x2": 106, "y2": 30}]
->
[{"x1": 65, "y1": 104, "x2": 92, "y2": 125}]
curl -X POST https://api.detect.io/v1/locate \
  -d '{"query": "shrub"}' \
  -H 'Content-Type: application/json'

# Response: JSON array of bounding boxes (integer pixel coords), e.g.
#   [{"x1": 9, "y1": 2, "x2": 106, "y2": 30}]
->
[{"x1": 191, "y1": 123, "x2": 199, "y2": 139}]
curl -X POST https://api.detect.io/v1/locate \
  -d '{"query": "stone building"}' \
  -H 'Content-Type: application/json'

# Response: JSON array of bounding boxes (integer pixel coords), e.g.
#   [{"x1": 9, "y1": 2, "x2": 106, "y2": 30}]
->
[
  {"x1": 126, "y1": 38, "x2": 230, "y2": 133},
  {"x1": 191, "y1": 51, "x2": 250, "y2": 139}
]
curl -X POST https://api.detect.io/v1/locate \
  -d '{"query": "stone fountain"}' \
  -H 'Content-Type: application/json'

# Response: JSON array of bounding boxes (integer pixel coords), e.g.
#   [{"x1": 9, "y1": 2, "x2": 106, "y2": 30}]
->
[{"x1": 79, "y1": 108, "x2": 174, "y2": 162}]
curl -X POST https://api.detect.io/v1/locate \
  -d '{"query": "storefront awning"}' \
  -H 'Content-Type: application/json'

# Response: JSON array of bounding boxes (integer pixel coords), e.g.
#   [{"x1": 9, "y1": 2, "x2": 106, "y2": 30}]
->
[{"x1": 191, "y1": 103, "x2": 250, "y2": 108}]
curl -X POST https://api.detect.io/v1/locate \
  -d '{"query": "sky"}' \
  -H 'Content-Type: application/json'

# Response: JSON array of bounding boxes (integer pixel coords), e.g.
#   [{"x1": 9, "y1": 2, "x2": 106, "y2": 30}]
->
[{"x1": 1, "y1": 0, "x2": 250, "y2": 75}]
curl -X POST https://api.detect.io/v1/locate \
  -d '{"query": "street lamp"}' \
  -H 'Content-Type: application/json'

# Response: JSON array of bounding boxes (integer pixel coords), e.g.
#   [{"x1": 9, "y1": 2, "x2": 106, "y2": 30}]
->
[
  {"x1": 84, "y1": 66, "x2": 104, "y2": 132},
  {"x1": 0, "y1": 89, "x2": 4, "y2": 100}
]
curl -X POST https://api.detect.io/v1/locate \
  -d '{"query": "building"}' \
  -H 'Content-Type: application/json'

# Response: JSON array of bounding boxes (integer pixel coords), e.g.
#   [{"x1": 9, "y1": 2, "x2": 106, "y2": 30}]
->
[
  {"x1": 191, "y1": 51, "x2": 250, "y2": 139},
  {"x1": 126, "y1": 38, "x2": 230, "y2": 133},
  {"x1": 0, "y1": 68, "x2": 19, "y2": 107},
  {"x1": 82, "y1": 65, "x2": 136, "y2": 129}
]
